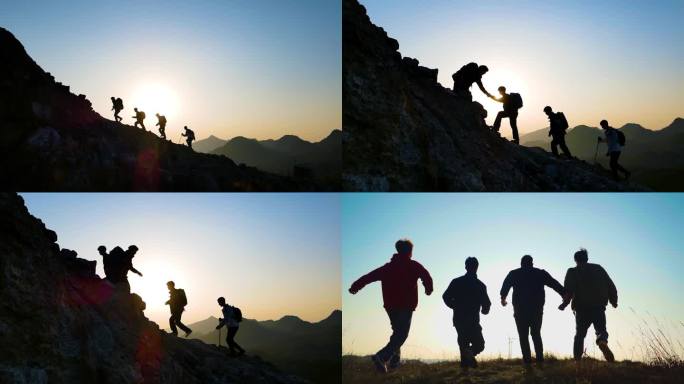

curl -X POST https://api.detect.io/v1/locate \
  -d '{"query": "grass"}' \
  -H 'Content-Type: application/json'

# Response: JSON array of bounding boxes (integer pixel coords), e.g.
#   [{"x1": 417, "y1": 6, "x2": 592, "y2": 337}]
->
[{"x1": 342, "y1": 355, "x2": 683, "y2": 384}]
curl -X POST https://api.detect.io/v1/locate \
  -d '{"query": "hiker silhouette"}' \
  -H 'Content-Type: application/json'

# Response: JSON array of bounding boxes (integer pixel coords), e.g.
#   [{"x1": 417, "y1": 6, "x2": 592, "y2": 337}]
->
[
  {"x1": 442, "y1": 257, "x2": 491, "y2": 369},
  {"x1": 544, "y1": 106, "x2": 573, "y2": 158},
  {"x1": 559, "y1": 248, "x2": 618, "y2": 362},
  {"x1": 500, "y1": 255, "x2": 564, "y2": 365},
  {"x1": 348, "y1": 239, "x2": 433, "y2": 373},
  {"x1": 133, "y1": 108, "x2": 146, "y2": 130},
  {"x1": 111, "y1": 97, "x2": 124, "y2": 123},
  {"x1": 181, "y1": 126, "x2": 195, "y2": 149},
  {"x1": 156, "y1": 113, "x2": 167, "y2": 140},
  {"x1": 98, "y1": 245, "x2": 142, "y2": 292},
  {"x1": 598, "y1": 120, "x2": 631, "y2": 180},
  {"x1": 490, "y1": 86, "x2": 522, "y2": 144},
  {"x1": 165, "y1": 281, "x2": 192, "y2": 337},
  {"x1": 216, "y1": 296, "x2": 246, "y2": 356},
  {"x1": 452, "y1": 62, "x2": 493, "y2": 100}
]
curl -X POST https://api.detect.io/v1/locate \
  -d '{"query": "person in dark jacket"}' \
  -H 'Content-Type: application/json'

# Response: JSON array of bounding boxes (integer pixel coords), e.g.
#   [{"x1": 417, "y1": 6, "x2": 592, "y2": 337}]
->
[
  {"x1": 443, "y1": 257, "x2": 491, "y2": 369},
  {"x1": 166, "y1": 281, "x2": 192, "y2": 337},
  {"x1": 452, "y1": 62, "x2": 494, "y2": 100},
  {"x1": 490, "y1": 86, "x2": 521, "y2": 144},
  {"x1": 544, "y1": 106, "x2": 572, "y2": 158},
  {"x1": 598, "y1": 120, "x2": 630, "y2": 180},
  {"x1": 98, "y1": 245, "x2": 142, "y2": 291},
  {"x1": 181, "y1": 126, "x2": 195, "y2": 148},
  {"x1": 559, "y1": 248, "x2": 618, "y2": 362},
  {"x1": 500, "y1": 255, "x2": 564, "y2": 365},
  {"x1": 216, "y1": 296, "x2": 245, "y2": 355},
  {"x1": 349, "y1": 239, "x2": 433, "y2": 373}
]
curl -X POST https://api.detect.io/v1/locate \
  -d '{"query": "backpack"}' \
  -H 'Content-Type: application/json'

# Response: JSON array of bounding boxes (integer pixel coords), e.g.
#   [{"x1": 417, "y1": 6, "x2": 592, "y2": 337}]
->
[
  {"x1": 116, "y1": 98, "x2": 124, "y2": 110},
  {"x1": 139, "y1": 111, "x2": 146, "y2": 120},
  {"x1": 159, "y1": 116, "x2": 167, "y2": 124},
  {"x1": 187, "y1": 130, "x2": 195, "y2": 140},
  {"x1": 616, "y1": 130, "x2": 626, "y2": 146},
  {"x1": 232, "y1": 306, "x2": 243, "y2": 322},
  {"x1": 176, "y1": 289, "x2": 188, "y2": 307},
  {"x1": 508, "y1": 93, "x2": 523, "y2": 110},
  {"x1": 556, "y1": 112, "x2": 569, "y2": 130}
]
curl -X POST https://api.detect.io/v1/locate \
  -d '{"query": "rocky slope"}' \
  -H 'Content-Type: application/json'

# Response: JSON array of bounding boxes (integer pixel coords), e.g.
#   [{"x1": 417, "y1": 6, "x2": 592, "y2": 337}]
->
[
  {"x1": 0, "y1": 27, "x2": 316, "y2": 191},
  {"x1": 0, "y1": 193, "x2": 307, "y2": 384},
  {"x1": 342, "y1": 0, "x2": 645, "y2": 191}
]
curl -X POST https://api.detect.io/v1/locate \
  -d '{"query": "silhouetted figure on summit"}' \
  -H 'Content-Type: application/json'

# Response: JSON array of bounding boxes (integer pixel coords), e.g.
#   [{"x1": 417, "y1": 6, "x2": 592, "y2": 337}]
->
[
  {"x1": 443, "y1": 257, "x2": 491, "y2": 369},
  {"x1": 182, "y1": 126, "x2": 195, "y2": 149},
  {"x1": 133, "y1": 108, "x2": 146, "y2": 130},
  {"x1": 349, "y1": 239, "x2": 433, "y2": 373},
  {"x1": 544, "y1": 106, "x2": 572, "y2": 158},
  {"x1": 98, "y1": 245, "x2": 142, "y2": 292},
  {"x1": 166, "y1": 281, "x2": 192, "y2": 337},
  {"x1": 490, "y1": 86, "x2": 523, "y2": 144},
  {"x1": 500, "y1": 255, "x2": 564, "y2": 365},
  {"x1": 598, "y1": 120, "x2": 631, "y2": 180},
  {"x1": 111, "y1": 97, "x2": 124, "y2": 122},
  {"x1": 559, "y1": 248, "x2": 618, "y2": 362},
  {"x1": 216, "y1": 296, "x2": 246, "y2": 356},
  {"x1": 452, "y1": 63, "x2": 494, "y2": 100},
  {"x1": 156, "y1": 113, "x2": 167, "y2": 140}
]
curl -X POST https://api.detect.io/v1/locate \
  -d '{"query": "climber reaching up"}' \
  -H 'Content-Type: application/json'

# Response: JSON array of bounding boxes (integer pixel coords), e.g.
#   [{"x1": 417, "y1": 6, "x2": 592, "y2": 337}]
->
[
  {"x1": 182, "y1": 126, "x2": 195, "y2": 149},
  {"x1": 133, "y1": 108, "x2": 146, "y2": 130},
  {"x1": 452, "y1": 62, "x2": 494, "y2": 100},
  {"x1": 155, "y1": 113, "x2": 167, "y2": 140},
  {"x1": 490, "y1": 86, "x2": 523, "y2": 144}
]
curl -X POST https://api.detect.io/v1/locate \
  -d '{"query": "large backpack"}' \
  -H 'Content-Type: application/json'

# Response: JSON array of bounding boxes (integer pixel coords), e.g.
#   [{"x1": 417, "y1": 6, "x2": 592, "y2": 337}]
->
[
  {"x1": 116, "y1": 98, "x2": 124, "y2": 110},
  {"x1": 507, "y1": 93, "x2": 523, "y2": 110},
  {"x1": 187, "y1": 129, "x2": 195, "y2": 140},
  {"x1": 176, "y1": 289, "x2": 188, "y2": 307},
  {"x1": 232, "y1": 306, "x2": 243, "y2": 322},
  {"x1": 159, "y1": 115, "x2": 167, "y2": 125},
  {"x1": 616, "y1": 129, "x2": 626, "y2": 146},
  {"x1": 556, "y1": 112, "x2": 569, "y2": 130},
  {"x1": 139, "y1": 111, "x2": 146, "y2": 120}
]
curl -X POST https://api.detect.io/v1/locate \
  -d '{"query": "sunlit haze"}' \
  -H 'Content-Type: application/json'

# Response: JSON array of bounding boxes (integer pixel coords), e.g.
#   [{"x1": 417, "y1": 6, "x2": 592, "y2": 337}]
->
[
  {"x1": 21, "y1": 193, "x2": 341, "y2": 327},
  {"x1": 342, "y1": 194, "x2": 684, "y2": 361},
  {"x1": 361, "y1": 0, "x2": 684, "y2": 136},
  {"x1": 1, "y1": 0, "x2": 341, "y2": 142}
]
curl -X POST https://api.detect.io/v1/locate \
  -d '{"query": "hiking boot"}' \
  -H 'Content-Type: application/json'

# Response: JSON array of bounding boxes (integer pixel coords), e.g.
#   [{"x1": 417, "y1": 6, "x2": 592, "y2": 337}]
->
[
  {"x1": 170, "y1": 331, "x2": 178, "y2": 337},
  {"x1": 597, "y1": 340, "x2": 615, "y2": 362},
  {"x1": 184, "y1": 330, "x2": 192, "y2": 338},
  {"x1": 371, "y1": 354, "x2": 388, "y2": 374},
  {"x1": 388, "y1": 355, "x2": 401, "y2": 370},
  {"x1": 460, "y1": 348, "x2": 474, "y2": 368}
]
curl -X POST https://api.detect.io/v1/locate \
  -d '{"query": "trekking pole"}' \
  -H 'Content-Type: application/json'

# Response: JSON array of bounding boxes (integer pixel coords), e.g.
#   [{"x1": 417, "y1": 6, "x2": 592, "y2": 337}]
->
[
  {"x1": 593, "y1": 139, "x2": 600, "y2": 164},
  {"x1": 218, "y1": 326, "x2": 221, "y2": 347}
]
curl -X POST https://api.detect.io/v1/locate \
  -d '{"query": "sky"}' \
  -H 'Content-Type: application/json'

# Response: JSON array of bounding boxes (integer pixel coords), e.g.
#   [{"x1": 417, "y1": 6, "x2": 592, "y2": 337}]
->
[
  {"x1": 20, "y1": 193, "x2": 341, "y2": 328},
  {"x1": 1, "y1": 0, "x2": 341, "y2": 142},
  {"x1": 342, "y1": 193, "x2": 684, "y2": 361},
  {"x1": 360, "y1": 0, "x2": 684, "y2": 136}
]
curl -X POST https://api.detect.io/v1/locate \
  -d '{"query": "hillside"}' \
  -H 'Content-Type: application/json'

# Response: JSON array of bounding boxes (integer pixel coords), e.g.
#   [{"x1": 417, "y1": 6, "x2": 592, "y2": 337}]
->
[
  {"x1": 521, "y1": 119, "x2": 684, "y2": 191},
  {"x1": 191, "y1": 310, "x2": 342, "y2": 384},
  {"x1": 209, "y1": 130, "x2": 342, "y2": 188},
  {"x1": 342, "y1": 0, "x2": 645, "y2": 191},
  {"x1": 342, "y1": 355, "x2": 682, "y2": 384},
  {"x1": 0, "y1": 27, "x2": 318, "y2": 191},
  {"x1": 0, "y1": 192, "x2": 307, "y2": 383}
]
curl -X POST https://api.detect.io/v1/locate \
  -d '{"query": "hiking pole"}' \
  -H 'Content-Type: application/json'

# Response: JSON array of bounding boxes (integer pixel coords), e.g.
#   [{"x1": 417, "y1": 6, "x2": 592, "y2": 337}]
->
[{"x1": 218, "y1": 326, "x2": 221, "y2": 347}]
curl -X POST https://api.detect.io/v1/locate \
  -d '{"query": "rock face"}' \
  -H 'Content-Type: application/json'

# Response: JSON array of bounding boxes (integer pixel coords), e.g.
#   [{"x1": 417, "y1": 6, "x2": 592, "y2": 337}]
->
[
  {"x1": 0, "y1": 193, "x2": 307, "y2": 384},
  {"x1": 0, "y1": 27, "x2": 316, "y2": 191},
  {"x1": 342, "y1": 0, "x2": 645, "y2": 191}
]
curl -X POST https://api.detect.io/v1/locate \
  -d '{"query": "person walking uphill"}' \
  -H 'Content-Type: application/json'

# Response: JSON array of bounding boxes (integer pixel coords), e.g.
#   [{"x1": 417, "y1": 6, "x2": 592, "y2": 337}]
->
[
  {"x1": 133, "y1": 108, "x2": 146, "y2": 130},
  {"x1": 166, "y1": 281, "x2": 192, "y2": 337},
  {"x1": 155, "y1": 113, "x2": 167, "y2": 140},
  {"x1": 598, "y1": 120, "x2": 631, "y2": 180},
  {"x1": 451, "y1": 62, "x2": 494, "y2": 100},
  {"x1": 348, "y1": 239, "x2": 433, "y2": 373},
  {"x1": 490, "y1": 86, "x2": 523, "y2": 144},
  {"x1": 98, "y1": 245, "x2": 142, "y2": 292},
  {"x1": 443, "y1": 257, "x2": 491, "y2": 369},
  {"x1": 500, "y1": 255, "x2": 564, "y2": 365},
  {"x1": 216, "y1": 297, "x2": 246, "y2": 356},
  {"x1": 182, "y1": 126, "x2": 195, "y2": 149},
  {"x1": 559, "y1": 248, "x2": 618, "y2": 362},
  {"x1": 111, "y1": 97, "x2": 124, "y2": 123},
  {"x1": 544, "y1": 106, "x2": 572, "y2": 158}
]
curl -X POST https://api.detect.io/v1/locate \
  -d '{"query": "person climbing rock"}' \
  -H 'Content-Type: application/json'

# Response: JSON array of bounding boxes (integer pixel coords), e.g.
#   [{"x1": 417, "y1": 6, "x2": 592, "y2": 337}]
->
[
  {"x1": 544, "y1": 106, "x2": 572, "y2": 158},
  {"x1": 182, "y1": 126, "x2": 195, "y2": 149},
  {"x1": 165, "y1": 281, "x2": 192, "y2": 337},
  {"x1": 500, "y1": 255, "x2": 565, "y2": 365},
  {"x1": 156, "y1": 113, "x2": 167, "y2": 140},
  {"x1": 111, "y1": 97, "x2": 124, "y2": 123},
  {"x1": 133, "y1": 108, "x2": 146, "y2": 130},
  {"x1": 598, "y1": 120, "x2": 631, "y2": 180},
  {"x1": 490, "y1": 86, "x2": 523, "y2": 144},
  {"x1": 348, "y1": 239, "x2": 433, "y2": 373},
  {"x1": 99, "y1": 245, "x2": 142, "y2": 292},
  {"x1": 451, "y1": 63, "x2": 494, "y2": 100},
  {"x1": 216, "y1": 297, "x2": 246, "y2": 356},
  {"x1": 559, "y1": 248, "x2": 618, "y2": 363},
  {"x1": 442, "y1": 257, "x2": 491, "y2": 370}
]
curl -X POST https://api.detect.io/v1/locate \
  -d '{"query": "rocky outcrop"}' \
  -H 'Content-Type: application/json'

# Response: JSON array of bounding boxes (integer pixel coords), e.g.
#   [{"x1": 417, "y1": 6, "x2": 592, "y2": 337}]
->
[
  {"x1": 0, "y1": 27, "x2": 318, "y2": 191},
  {"x1": 0, "y1": 193, "x2": 307, "y2": 384},
  {"x1": 342, "y1": 0, "x2": 645, "y2": 191}
]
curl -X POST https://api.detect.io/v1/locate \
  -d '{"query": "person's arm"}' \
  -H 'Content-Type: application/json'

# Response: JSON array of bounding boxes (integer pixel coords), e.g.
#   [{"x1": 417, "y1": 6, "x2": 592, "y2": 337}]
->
[
  {"x1": 602, "y1": 266, "x2": 618, "y2": 308},
  {"x1": 559, "y1": 269, "x2": 574, "y2": 310},
  {"x1": 129, "y1": 265, "x2": 143, "y2": 276},
  {"x1": 481, "y1": 284, "x2": 491, "y2": 315},
  {"x1": 349, "y1": 265, "x2": 386, "y2": 294},
  {"x1": 442, "y1": 280, "x2": 457, "y2": 309},
  {"x1": 543, "y1": 270, "x2": 565, "y2": 297},
  {"x1": 417, "y1": 263, "x2": 433, "y2": 295},
  {"x1": 216, "y1": 317, "x2": 225, "y2": 329},
  {"x1": 500, "y1": 271, "x2": 513, "y2": 306},
  {"x1": 476, "y1": 80, "x2": 493, "y2": 98}
]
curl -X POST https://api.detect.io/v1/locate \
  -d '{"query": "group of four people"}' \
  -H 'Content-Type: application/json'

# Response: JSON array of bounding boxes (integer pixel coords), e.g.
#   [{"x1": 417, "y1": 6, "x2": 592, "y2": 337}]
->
[{"x1": 349, "y1": 240, "x2": 618, "y2": 373}]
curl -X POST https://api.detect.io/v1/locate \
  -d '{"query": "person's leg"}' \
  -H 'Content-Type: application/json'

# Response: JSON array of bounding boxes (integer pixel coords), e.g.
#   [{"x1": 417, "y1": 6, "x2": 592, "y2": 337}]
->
[
  {"x1": 175, "y1": 310, "x2": 192, "y2": 335},
  {"x1": 559, "y1": 136, "x2": 572, "y2": 158},
  {"x1": 376, "y1": 310, "x2": 413, "y2": 363},
  {"x1": 229, "y1": 326, "x2": 245, "y2": 354},
  {"x1": 530, "y1": 310, "x2": 544, "y2": 362},
  {"x1": 609, "y1": 152, "x2": 620, "y2": 178},
  {"x1": 514, "y1": 311, "x2": 532, "y2": 364},
  {"x1": 454, "y1": 322, "x2": 471, "y2": 368},
  {"x1": 550, "y1": 137, "x2": 560, "y2": 157},
  {"x1": 573, "y1": 310, "x2": 592, "y2": 360},
  {"x1": 169, "y1": 314, "x2": 178, "y2": 335},
  {"x1": 470, "y1": 323, "x2": 485, "y2": 357},
  {"x1": 592, "y1": 308, "x2": 614, "y2": 361},
  {"x1": 611, "y1": 151, "x2": 629, "y2": 176},
  {"x1": 510, "y1": 113, "x2": 519, "y2": 143},
  {"x1": 493, "y1": 111, "x2": 505, "y2": 131}
]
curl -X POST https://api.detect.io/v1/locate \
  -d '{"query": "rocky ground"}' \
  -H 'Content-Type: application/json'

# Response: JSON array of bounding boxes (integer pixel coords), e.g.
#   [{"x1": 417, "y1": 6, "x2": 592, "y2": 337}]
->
[
  {"x1": 0, "y1": 193, "x2": 308, "y2": 384},
  {"x1": 342, "y1": 0, "x2": 645, "y2": 191}
]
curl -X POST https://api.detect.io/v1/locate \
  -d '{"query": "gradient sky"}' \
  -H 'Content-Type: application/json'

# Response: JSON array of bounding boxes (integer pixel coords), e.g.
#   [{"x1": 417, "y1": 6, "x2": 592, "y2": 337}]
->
[
  {"x1": 342, "y1": 193, "x2": 684, "y2": 361},
  {"x1": 1, "y1": 0, "x2": 341, "y2": 142},
  {"x1": 21, "y1": 193, "x2": 341, "y2": 328},
  {"x1": 361, "y1": 0, "x2": 683, "y2": 136}
]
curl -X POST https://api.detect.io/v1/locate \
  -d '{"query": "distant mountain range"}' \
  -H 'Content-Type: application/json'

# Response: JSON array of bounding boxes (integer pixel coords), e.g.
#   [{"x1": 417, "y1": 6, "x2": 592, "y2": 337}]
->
[
  {"x1": 520, "y1": 118, "x2": 684, "y2": 191},
  {"x1": 193, "y1": 130, "x2": 342, "y2": 188},
  {"x1": 188, "y1": 310, "x2": 341, "y2": 384}
]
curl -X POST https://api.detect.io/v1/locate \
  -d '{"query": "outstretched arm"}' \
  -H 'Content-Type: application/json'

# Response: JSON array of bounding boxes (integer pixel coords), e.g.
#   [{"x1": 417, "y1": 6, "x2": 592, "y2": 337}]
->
[
  {"x1": 476, "y1": 80, "x2": 493, "y2": 98},
  {"x1": 215, "y1": 318, "x2": 225, "y2": 330},
  {"x1": 543, "y1": 270, "x2": 565, "y2": 297},
  {"x1": 129, "y1": 266, "x2": 143, "y2": 277},
  {"x1": 418, "y1": 264, "x2": 434, "y2": 295},
  {"x1": 349, "y1": 265, "x2": 385, "y2": 294},
  {"x1": 442, "y1": 280, "x2": 457, "y2": 309},
  {"x1": 481, "y1": 285, "x2": 491, "y2": 315},
  {"x1": 500, "y1": 272, "x2": 513, "y2": 306},
  {"x1": 602, "y1": 266, "x2": 618, "y2": 307},
  {"x1": 559, "y1": 269, "x2": 574, "y2": 310}
]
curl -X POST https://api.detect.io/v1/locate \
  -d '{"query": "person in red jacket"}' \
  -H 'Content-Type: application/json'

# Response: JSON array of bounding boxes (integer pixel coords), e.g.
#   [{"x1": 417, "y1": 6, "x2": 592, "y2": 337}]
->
[{"x1": 348, "y1": 239, "x2": 433, "y2": 373}]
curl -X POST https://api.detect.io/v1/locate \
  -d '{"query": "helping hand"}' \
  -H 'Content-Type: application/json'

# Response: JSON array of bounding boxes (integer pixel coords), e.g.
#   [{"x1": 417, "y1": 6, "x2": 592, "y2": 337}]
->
[
  {"x1": 558, "y1": 301, "x2": 569, "y2": 311},
  {"x1": 610, "y1": 301, "x2": 618, "y2": 308},
  {"x1": 425, "y1": 288, "x2": 433, "y2": 296},
  {"x1": 348, "y1": 287, "x2": 358, "y2": 295},
  {"x1": 500, "y1": 297, "x2": 507, "y2": 307}
]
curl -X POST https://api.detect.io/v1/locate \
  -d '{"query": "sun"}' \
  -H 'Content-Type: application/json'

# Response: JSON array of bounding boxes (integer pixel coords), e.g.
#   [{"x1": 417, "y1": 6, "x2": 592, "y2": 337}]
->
[
  {"x1": 129, "y1": 83, "x2": 180, "y2": 121},
  {"x1": 128, "y1": 258, "x2": 188, "y2": 313}
]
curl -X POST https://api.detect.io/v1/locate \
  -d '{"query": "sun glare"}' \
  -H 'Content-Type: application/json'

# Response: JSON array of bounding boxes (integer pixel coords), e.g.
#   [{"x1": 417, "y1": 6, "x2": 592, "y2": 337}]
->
[
  {"x1": 129, "y1": 258, "x2": 188, "y2": 314},
  {"x1": 130, "y1": 83, "x2": 180, "y2": 121}
]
